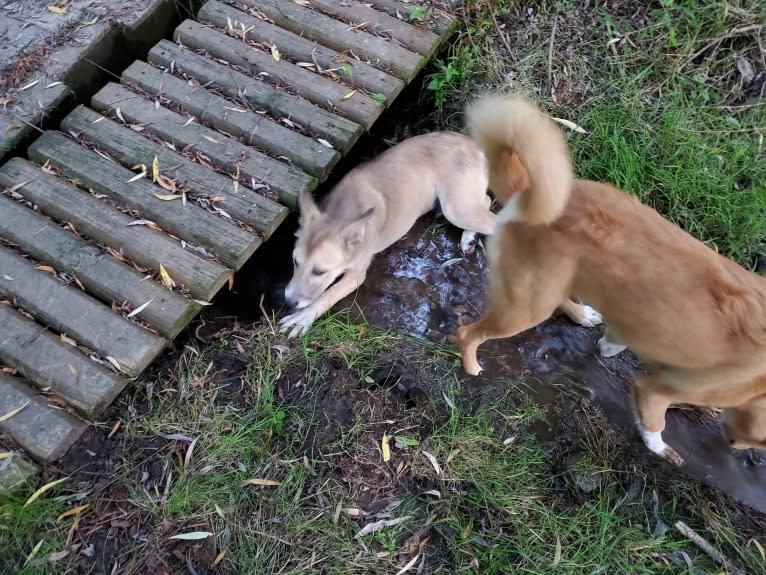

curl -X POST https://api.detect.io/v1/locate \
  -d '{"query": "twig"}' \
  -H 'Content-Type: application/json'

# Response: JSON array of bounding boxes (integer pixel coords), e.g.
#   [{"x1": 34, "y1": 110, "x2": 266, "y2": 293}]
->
[
  {"x1": 489, "y1": 7, "x2": 514, "y2": 61},
  {"x1": 679, "y1": 24, "x2": 764, "y2": 70},
  {"x1": 546, "y1": 9, "x2": 559, "y2": 98},
  {"x1": 673, "y1": 521, "x2": 744, "y2": 575}
]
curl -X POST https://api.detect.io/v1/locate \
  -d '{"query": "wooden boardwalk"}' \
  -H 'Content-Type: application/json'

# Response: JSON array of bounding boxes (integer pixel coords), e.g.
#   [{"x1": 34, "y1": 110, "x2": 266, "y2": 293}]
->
[{"x1": 0, "y1": 0, "x2": 456, "y2": 486}]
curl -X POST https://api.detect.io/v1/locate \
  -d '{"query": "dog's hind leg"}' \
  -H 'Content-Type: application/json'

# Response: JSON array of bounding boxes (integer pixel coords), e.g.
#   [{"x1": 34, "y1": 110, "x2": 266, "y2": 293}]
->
[
  {"x1": 439, "y1": 185, "x2": 496, "y2": 255},
  {"x1": 632, "y1": 374, "x2": 684, "y2": 465}
]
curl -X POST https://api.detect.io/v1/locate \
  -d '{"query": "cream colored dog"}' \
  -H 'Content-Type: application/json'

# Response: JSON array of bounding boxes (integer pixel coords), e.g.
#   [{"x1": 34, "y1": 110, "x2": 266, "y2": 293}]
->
[
  {"x1": 456, "y1": 93, "x2": 766, "y2": 464},
  {"x1": 280, "y1": 132, "x2": 602, "y2": 337}
]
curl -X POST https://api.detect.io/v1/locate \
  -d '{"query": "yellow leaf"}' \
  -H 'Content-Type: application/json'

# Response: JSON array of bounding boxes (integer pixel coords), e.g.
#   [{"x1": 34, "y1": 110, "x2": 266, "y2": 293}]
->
[
  {"x1": 151, "y1": 155, "x2": 159, "y2": 182},
  {"x1": 56, "y1": 503, "x2": 90, "y2": 523},
  {"x1": 271, "y1": 44, "x2": 280, "y2": 62},
  {"x1": 35, "y1": 264, "x2": 56, "y2": 275},
  {"x1": 227, "y1": 275, "x2": 234, "y2": 291},
  {"x1": 47, "y1": 5, "x2": 66, "y2": 14},
  {"x1": 342, "y1": 90, "x2": 356, "y2": 101},
  {"x1": 381, "y1": 434, "x2": 391, "y2": 462},
  {"x1": 201, "y1": 134, "x2": 220, "y2": 144},
  {"x1": 0, "y1": 401, "x2": 30, "y2": 423},
  {"x1": 212, "y1": 551, "x2": 226, "y2": 567},
  {"x1": 67, "y1": 363, "x2": 77, "y2": 377},
  {"x1": 154, "y1": 193, "x2": 181, "y2": 201},
  {"x1": 245, "y1": 478, "x2": 281, "y2": 486},
  {"x1": 24, "y1": 477, "x2": 68, "y2": 507},
  {"x1": 159, "y1": 264, "x2": 176, "y2": 289},
  {"x1": 0, "y1": 452, "x2": 12, "y2": 459}
]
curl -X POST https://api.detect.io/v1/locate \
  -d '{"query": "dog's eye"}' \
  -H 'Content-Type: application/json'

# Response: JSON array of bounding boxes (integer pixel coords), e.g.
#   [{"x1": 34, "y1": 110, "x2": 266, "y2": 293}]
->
[{"x1": 312, "y1": 268, "x2": 325, "y2": 276}]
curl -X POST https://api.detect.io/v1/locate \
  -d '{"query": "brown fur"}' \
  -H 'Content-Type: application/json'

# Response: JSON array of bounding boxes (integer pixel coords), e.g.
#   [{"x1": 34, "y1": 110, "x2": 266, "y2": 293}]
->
[{"x1": 456, "y1": 93, "x2": 766, "y2": 458}]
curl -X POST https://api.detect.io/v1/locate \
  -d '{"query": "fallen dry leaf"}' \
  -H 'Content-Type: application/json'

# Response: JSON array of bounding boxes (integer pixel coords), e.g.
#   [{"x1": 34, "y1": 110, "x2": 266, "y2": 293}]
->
[
  {"x1": 0, "y1": 401, "x2": 31, "y2": 423},
  {"x1": 169, "y1": 531, "x2": 213, "y2": 541},
  {"x1": 47, "y1": 5, "x2": 66, "y2": 14},
  {"x1": 342, "y1": 90, "x2": 357, "y2": 101},
  {"x1": 115, "y1": 107, "x2": 125, "y2": 123},
  {"x1": 35, "y1": 264, "x2": 56, "y2": 275},
  {"x1": 151, "y1": 155, "x2": 159, "y2": 182},
  {"x1": 551, "y1": 117, "x2": 588, "y2": 134},
  {"x1": 381, "y1": 434, "x2": 391, "y2": 462},
  {"x1": 127, "y1": 298, "x2": 153, "y2": 318},
  {"x1": 245, "y1": 478, "x2": 281, "y2": 487},
  {"x1": 159, "y1": 264, "x2": 176, "y2": 289},
  {"x1": 67, "y1": 363, "x2": 77, "y2": 377},
  {"x1": 154, "y1": 193, "x2": 181, "y2": 201},
  {"x1": 48, "y1": 549, "x2": 69, "y2": 562},
  {"x1": 157, "y1": 174, "x2": 176, "y2": 192},
  {"x1": 24, "y1": 477, "x2": 68, "y2": 507},
  {"x1": 271, "y1": 44, "x2": 280, "y2": 62},
  {"x1": 355, "y1": 516, "x2": 411, "y2": 538},
  {"x1": 56, "y1": 504, "x2": 90, "y2": 523}
]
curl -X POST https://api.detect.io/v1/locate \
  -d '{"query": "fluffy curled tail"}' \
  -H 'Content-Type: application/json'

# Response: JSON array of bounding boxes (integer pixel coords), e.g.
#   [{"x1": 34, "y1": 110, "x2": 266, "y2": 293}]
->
[{"x1": 466, "y1": 93, "x2": 573, "y2": 225}]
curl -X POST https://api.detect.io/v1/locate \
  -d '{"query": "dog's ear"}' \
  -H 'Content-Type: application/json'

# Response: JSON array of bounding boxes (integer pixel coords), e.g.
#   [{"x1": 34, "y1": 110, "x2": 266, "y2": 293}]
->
[
  {"x1": 502, "y1": 150, "x2": 531, "y2": 192},
  {"x1": 341, "y1": 207, "x2": 375, "y2": 250},
  {"x1": 298, "y1": 190, "x2": 321, "y2": 224}
]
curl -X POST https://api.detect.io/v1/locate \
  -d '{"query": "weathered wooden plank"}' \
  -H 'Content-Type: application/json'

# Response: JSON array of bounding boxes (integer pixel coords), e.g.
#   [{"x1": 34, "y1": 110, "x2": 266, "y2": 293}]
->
[
  {"x1": 29, "y1": 129, "x2": 256, "y2": 270},
  {"x1": 0, "y1": 157, "x2": 229, "y2": 302},
  {"x1": 0, "y1": 372, "x2": 87, "y2": 462},
  {"x1": 115, "y1": 63, "x2": 332, "y2": 188},
  {"x1": 174, "y1": 20, "x2": 383, "y2": 129},
  {"x1": 0, "y1": 193, "x2": 199, "y2": 340},
  {"x1": 0, "y1": 246, "x2": 166, "y2": 377},
  {"x1": 0, "y1": 443, "x2": 39, "y2": 494},
  {"x1": 365, "y1": 0, "x2": 456, "y2": 37},
  {"x1": 236, "y1": 0, "x2": 424, "y2": 80},
  {"x1": 0, "y1": 304, "x2": 126, "y2": 418},
  {"x1": 198, "y1": 1, "x2": 405, "y2": 104},
  {"x1": 148, "y1": 40, "x2": 362, "y2": 154},
  {"x1": 306, "y1": 0, "x2": 438, "y2": 57},
  {"x1": 92, "y1": 81, "x2": 302, "y2": 220}
]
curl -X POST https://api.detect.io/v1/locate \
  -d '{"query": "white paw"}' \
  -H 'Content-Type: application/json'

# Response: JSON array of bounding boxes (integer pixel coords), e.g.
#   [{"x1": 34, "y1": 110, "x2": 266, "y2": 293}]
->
[
  {"x1": 279, "y1": 308, "x2": 316, "y2": 338},
  {"x1": 598, "y1": 336, "x2": 627, "y2": 357},
  {"x1": 460, "y1": 230, "x2": 478, "y2": 255},
  {"x1": 576, "y1": 305, "x2": 603, "y2": 327},
  {"x1": 638, "y1": 423, "x2": 684, "y2": 465}
]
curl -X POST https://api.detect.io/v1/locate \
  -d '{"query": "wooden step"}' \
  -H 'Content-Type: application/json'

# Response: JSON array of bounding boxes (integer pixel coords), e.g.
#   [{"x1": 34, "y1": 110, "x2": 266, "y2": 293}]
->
[
  {"x1": 364, "y1": 0, "x2": 456, "y2": 36},
  {"x1": 0, "y1": 192, "x2": 199, "y2": 340},
  {"x1": 0, "y1": 372, "x2": 87, "y2": 462},
  {"x1": 197, "y1": 1, "x2": 405, "y2": 105},
  {"x1": 0, "y1": 303, "x2": 126, "y2": 419},
  {"x1": 304, "y1": 0, "x2": 439, "y2": 57},
  {"x1": 173, "y1": 20, "x2": 383, "y2": 129},
  {"x1": 116, "y1": 60, "x2": 337, "y2": 184},
  {"x1": 28, "y1": 129, "x2": 256, "y2": 270},
  {"x1": 235, "y1": 0, "x2": 425, "y2": 81},
  {"x1": 0, "y1": 246, "x2": 166, "y2": 377},
  {"x1": 68, "y1": 98, "x2": 294, "y2": 226},
  {"x1": 148, "y1": 40, "x2": 362, "y2": 154},
  {"x1": 0, "y1": 157, "x2": 230, "y2": 302}
]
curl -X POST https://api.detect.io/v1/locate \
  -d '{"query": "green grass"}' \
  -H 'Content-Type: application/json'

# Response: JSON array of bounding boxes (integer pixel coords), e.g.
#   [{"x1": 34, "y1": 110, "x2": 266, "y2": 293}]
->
[
  {"x1": 1, "y1": 319, "x2": 764, "y2": 573},
  {"x1": 425, "y1": 0, "x2": 766, "y2": 264}
]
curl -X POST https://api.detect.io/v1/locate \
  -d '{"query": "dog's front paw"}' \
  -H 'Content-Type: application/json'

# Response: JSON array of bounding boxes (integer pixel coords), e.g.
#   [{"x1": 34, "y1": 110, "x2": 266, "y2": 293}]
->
[
  {"x1": 459, "y1": 231, "x2": 478, "y2": 255},
  {"x1": 639, "y1": 425, "x2": 684, "y2": 465},
  {"x1": 576, "y1": 305, "x2": 603, "y2": 327},
  {"x1": 598, "y1": 336, "x2": 627, "y2": 358},
  {"x1": 279, "y1": 308, "x2": 316, "y2": 338}
]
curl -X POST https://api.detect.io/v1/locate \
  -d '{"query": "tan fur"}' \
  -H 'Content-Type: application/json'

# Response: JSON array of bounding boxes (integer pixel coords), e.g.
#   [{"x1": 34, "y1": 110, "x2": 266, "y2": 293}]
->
[
  {"x1": 456, "y1": 93, "x2": 766, "y2": 459},
  {"x1": 281, "y1": 131, "x2": 602, "y2": 338}
]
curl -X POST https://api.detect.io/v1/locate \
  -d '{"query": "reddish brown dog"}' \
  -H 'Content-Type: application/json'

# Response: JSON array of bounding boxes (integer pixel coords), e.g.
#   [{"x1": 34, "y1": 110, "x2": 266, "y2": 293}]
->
[{"x1": 456, "y1": 93, "x2": 766, "y2": 464}]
